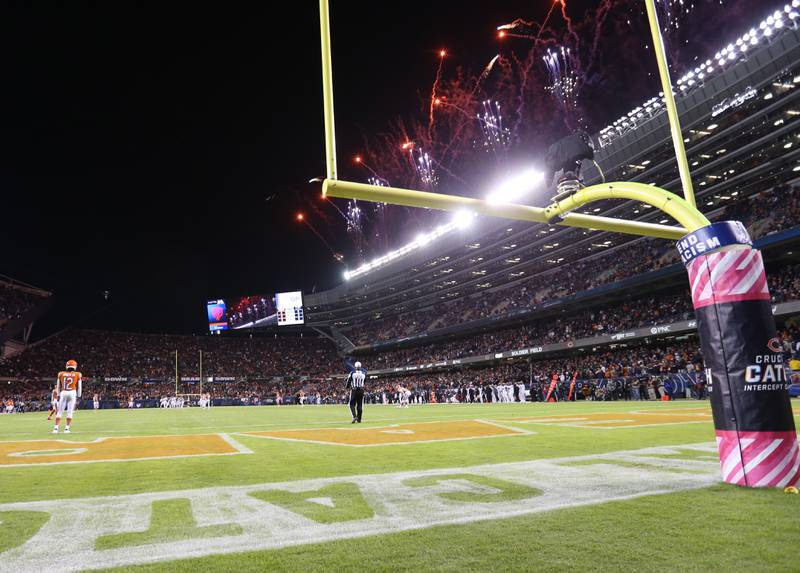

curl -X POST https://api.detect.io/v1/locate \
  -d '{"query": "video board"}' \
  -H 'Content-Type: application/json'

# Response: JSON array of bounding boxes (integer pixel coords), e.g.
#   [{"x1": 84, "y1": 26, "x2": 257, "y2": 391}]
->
[{"x1": 206, "y1": 291, "x2": 304, "y2": 331}]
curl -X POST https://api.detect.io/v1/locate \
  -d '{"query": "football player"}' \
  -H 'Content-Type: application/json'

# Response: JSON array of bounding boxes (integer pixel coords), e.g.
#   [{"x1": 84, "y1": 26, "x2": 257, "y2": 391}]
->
[
  {"x1": 47, "y1": 385, "x2": 58, "y2": 420},
  {"x1": 53, "y1": 360, "x2": 82, "y2": 434}
]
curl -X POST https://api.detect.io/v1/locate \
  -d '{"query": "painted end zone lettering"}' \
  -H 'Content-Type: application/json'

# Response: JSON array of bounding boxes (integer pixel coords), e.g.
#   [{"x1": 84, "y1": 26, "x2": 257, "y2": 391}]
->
[{"x1": 0, "y1": 442, "x2": 722, "y2": 572}]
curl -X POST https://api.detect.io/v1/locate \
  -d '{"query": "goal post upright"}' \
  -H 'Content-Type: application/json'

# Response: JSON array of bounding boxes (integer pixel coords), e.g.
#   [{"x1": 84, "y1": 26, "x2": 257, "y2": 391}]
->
[
  {"x1": 174, "y1": 349, "x2": 178, "y2": 397},
  {"x1": 643, "y1": 0, "x2": 696, "y2": 208}
]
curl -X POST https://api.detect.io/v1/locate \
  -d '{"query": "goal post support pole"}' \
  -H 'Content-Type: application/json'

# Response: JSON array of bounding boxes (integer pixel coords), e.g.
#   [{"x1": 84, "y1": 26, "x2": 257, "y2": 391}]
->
[{"x1": 678, "y1": 222, "x2": 799, "y2": 487}]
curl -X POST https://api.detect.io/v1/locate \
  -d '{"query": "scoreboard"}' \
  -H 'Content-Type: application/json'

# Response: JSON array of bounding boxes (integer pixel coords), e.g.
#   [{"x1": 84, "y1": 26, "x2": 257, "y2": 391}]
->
[
  {"x1": 207, "y1": 291, "x2": 305, "y2": 331},
  {"x1": 275, "y1": 291, "x2": 304, "y2": 326}
]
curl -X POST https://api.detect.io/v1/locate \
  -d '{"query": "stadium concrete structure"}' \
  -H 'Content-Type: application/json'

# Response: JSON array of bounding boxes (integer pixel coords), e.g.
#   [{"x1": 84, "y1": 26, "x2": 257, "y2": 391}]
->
[
  {"x1": 0, "y1": 276, "x2": 52, "y2": 360},
  {"x1": 301, "y1": 13, "x2": 800, "y2": 378}
]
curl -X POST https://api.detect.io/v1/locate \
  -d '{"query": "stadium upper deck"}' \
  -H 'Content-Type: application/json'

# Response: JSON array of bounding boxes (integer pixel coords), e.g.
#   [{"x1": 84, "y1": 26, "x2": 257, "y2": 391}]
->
[{"x1": 303, "y1": 14, "x2": 800, "y2": 339}]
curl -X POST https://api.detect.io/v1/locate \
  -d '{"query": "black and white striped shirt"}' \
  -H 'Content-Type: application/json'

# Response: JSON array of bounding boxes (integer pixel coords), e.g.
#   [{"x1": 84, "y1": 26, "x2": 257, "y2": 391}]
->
[{"x1": 348, "y1": 369, "x2": 366, "y2": 389}]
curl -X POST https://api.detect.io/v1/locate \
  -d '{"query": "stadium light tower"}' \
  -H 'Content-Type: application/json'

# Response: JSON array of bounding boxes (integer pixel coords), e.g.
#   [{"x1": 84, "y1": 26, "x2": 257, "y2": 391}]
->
[{"x1": 316, "y1": 0, "x2": 800, "y2": 488}]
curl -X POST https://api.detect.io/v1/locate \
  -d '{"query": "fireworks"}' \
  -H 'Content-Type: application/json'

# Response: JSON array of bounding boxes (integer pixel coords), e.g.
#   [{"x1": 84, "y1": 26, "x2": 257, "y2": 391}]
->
[
  {"x1": 543, "y1": 46, "x2": 579, "y2": 113},
  {"x1": 346, "y1": 199, "x2": 366, "y2": 257},
  {"x1": 400, "y1": 142, "x2": 439, "y2": 190},
  {"x1": 412, "y1": 148, "x2": 439, "y2": 189},
  {"x1": 476, "y1": 100, "x2": 511, "y2": 153},
  {"x1": 657, "y1": 0, "x2": 698, "y2": 31},
  {"x1": 314, "y1": 0, "x2": 738, "y2": 267}
]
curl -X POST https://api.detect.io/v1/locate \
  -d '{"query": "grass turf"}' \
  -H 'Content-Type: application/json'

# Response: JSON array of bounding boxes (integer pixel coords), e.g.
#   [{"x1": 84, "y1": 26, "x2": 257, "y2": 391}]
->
[
  {"x1": 97, "y1": 484, "x2": 799, "y2": 573},
  {"x1": 0, "y1": 400, "x2": 798, "y2": 571}
]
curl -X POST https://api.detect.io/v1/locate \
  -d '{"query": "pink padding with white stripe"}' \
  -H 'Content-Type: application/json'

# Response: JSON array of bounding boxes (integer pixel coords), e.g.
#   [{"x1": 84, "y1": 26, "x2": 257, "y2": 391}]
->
[
  {"x1": 687, "y1": 248, "x2": 771, "y2": 309},
  {"x1": 715, "y1": 430, "x2": 800, "y2": 487}
]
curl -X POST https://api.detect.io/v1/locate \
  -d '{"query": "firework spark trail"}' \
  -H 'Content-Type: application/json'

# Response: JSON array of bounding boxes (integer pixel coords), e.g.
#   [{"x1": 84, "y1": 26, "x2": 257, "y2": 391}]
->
[
  {"x1": 429, "y1": 155, "x2": 471, "y2": 187},
  {"x1": 355, "y1": 156, "x2": 391, "y2": 186},
  {"x1": 323, "y1": 196, "x2": 349, "y2": 220},
  {"x1": 428, "y1": 49, "x2": 447, "y2": 138},
  {"x1": 509, "y1": 0, "x2": 561, "y2": 135},
  {"x1": 557, "y1": 0, "x2": 581, "y2": 50},
  {"x1": 433, "y1": 97, "x2": 475, "y2": 121},
  {"x1": 584, "y1": 0, "x2": 615, "y2": 79},
  {"x1": 300, "y1": 215, "x2": 343, "y2": 262},
  {"x1": 497, "y1": 18, "x2": 535, "y2": 31},
  {"x1": 479, "y1": 54, "x2": 500, "y2": 82}
]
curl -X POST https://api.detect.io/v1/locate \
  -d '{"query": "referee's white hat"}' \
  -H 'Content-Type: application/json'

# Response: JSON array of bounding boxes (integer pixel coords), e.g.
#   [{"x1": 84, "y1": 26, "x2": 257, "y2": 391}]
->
[{"x1": 354, "y1": 361, "x2": 362, "y2": 369}]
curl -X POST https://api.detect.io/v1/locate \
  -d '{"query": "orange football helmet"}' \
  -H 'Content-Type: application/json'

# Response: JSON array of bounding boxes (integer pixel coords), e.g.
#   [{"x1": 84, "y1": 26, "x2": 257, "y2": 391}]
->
[{"x1": 66, "y1": 359, "x2": 78, "y2": 371}]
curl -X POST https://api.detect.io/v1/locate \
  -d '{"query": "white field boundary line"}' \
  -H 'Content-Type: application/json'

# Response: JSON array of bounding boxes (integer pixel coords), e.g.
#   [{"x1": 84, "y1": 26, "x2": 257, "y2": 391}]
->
[
  {"x1": 0, "y1": 441, "x2": 721, "y2": 573},
  {"x1": 0, "y1": 451, "x2": 248, "y2": 469},
  {"x1": 0, "y1": 433, "x2": 253, "y2": 468},
  {"x1": 514, "y1": 420, "x2": 712, "y2": 430},
  {"x1": 475, "y1": 419, "x2": 536, "y2": 435},
  {"x1": 628, "y1": 410, "x2": 713, "y2": 417},
  {"x1": 243, "y1": 418, "x2": 533, "y2": 434},
  {"x1": 237, "y1": 431, "x2": 535, "y2": 448},
  {"x1": 517, "y1": 420, "x2": 711, "y2": 430},
  {"x1": 0, "y1": 432, "x2": 242, "y2": 443},
  {"x1": 218, "y1": 433, "x2": 254, "y2": 454}
]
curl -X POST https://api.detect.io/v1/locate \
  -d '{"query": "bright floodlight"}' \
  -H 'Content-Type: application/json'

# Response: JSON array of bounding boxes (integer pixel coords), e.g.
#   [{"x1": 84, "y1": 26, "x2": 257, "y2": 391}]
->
[
  {"x1": 453, "y1": 209, "x2": 476, "y2": 229},
  {"x1": 486, "y1": 168, "x2": 544, "y2": 204},
  {"x1": 416, "y1": 233, "x2": 431, "y2": 246}
]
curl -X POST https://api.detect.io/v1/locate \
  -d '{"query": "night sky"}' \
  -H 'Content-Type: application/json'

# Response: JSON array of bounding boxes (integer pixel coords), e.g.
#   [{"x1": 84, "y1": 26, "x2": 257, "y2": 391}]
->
[{"x1": 1, "y1": 1, "x2": 773, "y2": 336}]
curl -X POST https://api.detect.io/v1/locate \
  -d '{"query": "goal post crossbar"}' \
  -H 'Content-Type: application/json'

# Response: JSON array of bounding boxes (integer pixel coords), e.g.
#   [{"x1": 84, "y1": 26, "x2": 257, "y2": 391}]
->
[{"x1": 316, "y1": 0, "x2": 708, "y2": 239}]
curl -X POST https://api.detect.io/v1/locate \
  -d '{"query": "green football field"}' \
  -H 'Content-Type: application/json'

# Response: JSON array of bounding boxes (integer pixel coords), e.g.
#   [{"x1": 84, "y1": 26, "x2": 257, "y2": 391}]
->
[{"x1": 0, "y1": 400, "x2": 798, "y2": 572}]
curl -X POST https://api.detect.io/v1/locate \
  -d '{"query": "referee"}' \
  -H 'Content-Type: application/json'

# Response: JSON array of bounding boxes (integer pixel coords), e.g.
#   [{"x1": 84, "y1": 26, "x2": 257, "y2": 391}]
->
[{"x1": 346, "y1": 361, "x2": 366, "y2": 423}]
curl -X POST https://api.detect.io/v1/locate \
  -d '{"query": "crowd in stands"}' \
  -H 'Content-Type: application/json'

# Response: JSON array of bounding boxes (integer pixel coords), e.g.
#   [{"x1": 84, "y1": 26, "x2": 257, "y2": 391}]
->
[
  {"x1": 345, "y1": 184, "x2": 800, "y2": 346},
  {"x1": 357, "y1": 264, "x2": 800, "y2": 366},
  {"x1": 4, "y1": 324, "x2": 798, "y2": 411},
  {"x1": 0, "y1": 330, "x2": 341, "y2": 380},
  {"x1": 359, "y1": 292, "x2": 694, "y2": 367},
  {"x1": 771, "y1": 263, "x2": 800, "y2": 303}
]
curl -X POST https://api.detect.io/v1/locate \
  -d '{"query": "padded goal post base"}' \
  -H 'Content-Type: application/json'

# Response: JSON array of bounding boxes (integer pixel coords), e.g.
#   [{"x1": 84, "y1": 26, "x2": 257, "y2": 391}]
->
[{"x1": 678, "y1": 221, "x2": 799, "y2": 488}]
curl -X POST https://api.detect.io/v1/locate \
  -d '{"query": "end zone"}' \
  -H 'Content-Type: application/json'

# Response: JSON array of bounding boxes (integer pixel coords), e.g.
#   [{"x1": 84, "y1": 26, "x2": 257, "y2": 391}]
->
[
  {"x1": 243, "y1": 419, "x2": 533, "y2": 447},
  {"x1": 0, "y1": 433, "x2": 252, "y2": 467}
]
